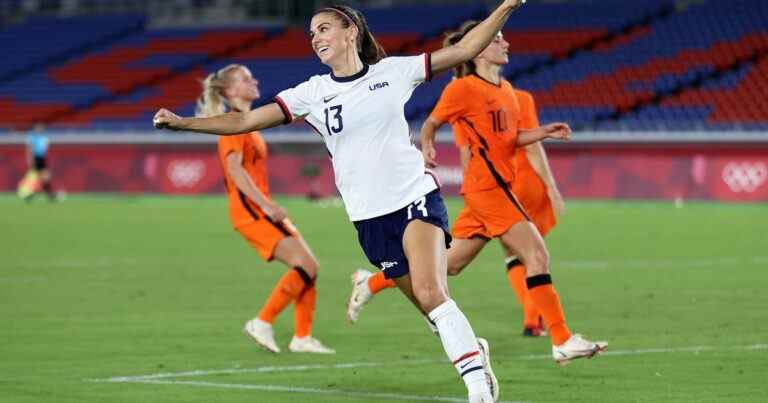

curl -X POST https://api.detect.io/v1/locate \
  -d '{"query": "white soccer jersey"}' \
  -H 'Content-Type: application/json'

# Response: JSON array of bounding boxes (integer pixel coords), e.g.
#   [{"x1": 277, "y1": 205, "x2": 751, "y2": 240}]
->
[{"x1": 276, "y1": 54, "x2": 438, "y2": 221}]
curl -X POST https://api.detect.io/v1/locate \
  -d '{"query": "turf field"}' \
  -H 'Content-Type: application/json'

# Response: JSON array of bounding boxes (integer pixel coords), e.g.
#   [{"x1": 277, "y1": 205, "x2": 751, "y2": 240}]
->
[{"x1": 1, "y1": 194, "x2": 766, "y2": 403}]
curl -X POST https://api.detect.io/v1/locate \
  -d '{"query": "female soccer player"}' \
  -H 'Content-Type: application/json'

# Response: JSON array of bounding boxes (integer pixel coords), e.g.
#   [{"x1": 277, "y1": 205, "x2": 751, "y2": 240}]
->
[
  {"x1": 155, "y1": 2, "x2": 539, "y2": 401},
  {"x1": 197, "y1": 63, "x2": 334, "y2": 354},
  {"x1": 348, "y1": 21, "x2": 607, "y2": 365}
]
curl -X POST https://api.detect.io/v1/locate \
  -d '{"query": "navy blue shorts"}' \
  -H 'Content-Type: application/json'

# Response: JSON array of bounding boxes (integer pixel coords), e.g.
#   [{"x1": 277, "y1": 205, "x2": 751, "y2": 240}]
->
[{"x1": 353, "y1": 189, "x2": 452, "y2": 279}]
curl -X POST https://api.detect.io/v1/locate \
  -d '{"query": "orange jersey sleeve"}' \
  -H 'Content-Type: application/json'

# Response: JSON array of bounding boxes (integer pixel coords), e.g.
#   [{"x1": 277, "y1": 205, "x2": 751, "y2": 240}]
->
[
  {"x1": 515, "y1": 89, "x2": 540, "y2": 130},
  {"x1": 429, "y1": 79, "x2": 472, "y2": 125}
]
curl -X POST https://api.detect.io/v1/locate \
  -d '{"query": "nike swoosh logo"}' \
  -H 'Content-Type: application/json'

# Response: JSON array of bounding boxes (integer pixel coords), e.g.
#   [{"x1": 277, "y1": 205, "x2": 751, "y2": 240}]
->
[
  {"x1": 323, "y1": 95, "x2": 338, "y2": 103},
  {"x1": 459, "y1": 359, "x2": 476, "y2": 369}
]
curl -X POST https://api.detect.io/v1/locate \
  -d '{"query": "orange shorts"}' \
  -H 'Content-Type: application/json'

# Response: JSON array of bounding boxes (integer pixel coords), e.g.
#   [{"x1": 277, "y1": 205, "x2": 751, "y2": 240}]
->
[
  {"x1": 452, "y1": 185, "x2": 531, "y2": 240},
  {"x1": 513, "y1": 176, "x2": 557, "y2": 237},
  {"x1": 237, "y1": 218, "x2": 299, "y2": 261}
]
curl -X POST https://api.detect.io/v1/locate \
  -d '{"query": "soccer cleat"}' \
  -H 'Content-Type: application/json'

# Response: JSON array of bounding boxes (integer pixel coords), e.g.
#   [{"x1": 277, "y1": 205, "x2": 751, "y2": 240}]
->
[
  {"x1": 346, "y1": 269, "x2": 374, "y2": 323},
  {"x1": 468, "y1": 392, "x2": 495, "y2": 403},
  {"x1": 243, "y1": 319, "x2": 280, "y2": 353},
  {"x1": 476, "y1": 338, "x2": 499, "y2": 402},
  {"x1": 552, "y1": 334, "x2": 608, "y2": 366},
  {"x1": 288, "y1": 336, "x2": 336, "y2": 354}
]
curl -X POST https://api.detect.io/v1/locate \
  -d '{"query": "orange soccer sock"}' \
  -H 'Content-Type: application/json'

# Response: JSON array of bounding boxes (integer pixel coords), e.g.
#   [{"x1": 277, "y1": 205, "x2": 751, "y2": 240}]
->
[
  {"x1": 258, "y1": 267, "x2": 310, "y2": 324},
  {"x1": 367, "y1": 271, "x2": 396, "y2": 295},
  {"x1": 294, "y1": 283, "x2": 316, "y2": 338},
  {"x1": 505, "y1": 258, "x2": 540, "y2": 328},
  {"x1": 526, "y1": 274, "x2": 572, "y2": 346}
]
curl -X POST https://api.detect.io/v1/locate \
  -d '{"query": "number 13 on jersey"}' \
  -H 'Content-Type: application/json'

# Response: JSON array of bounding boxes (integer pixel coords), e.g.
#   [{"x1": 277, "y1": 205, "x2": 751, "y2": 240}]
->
[{"x1": 324, "y1": 105, "x2": 343, "y2": 135}]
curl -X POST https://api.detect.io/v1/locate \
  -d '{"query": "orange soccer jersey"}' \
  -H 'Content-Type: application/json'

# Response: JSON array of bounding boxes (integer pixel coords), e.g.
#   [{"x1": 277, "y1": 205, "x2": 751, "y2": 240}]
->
[
  {"x1": 448, "y1": 87, "x2": 556, "y2": 238},
  {"x1": 430, "y1": 74, "x2": 522, "y2": 194},
  {"x1": 218, "y1": 132, "x2": 297, "y2": 261}
]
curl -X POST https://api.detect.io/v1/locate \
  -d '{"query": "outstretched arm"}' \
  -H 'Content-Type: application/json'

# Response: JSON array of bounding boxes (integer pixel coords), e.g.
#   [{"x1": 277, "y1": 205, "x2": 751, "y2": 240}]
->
[
  {"x1": 153, "y1": 103, "x2": 286, "y2": 135},
  {"x1": 516, "y1": 122, "x2": 572, "y2": 146},
  {"x1": 430, "y1": 0, "x2": 525, "y2": 75}
]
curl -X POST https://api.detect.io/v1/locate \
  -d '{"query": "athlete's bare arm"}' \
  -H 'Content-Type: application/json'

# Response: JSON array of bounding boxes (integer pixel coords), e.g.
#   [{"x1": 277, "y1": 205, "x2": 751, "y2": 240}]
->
[
  {"x1": 420, "y1": 117, "x2": 445, "y2": 168},
  {"x1": 153, "y1": 103, "x2": 286, "y2": 135},
  {"x1": 226, "y1": 151, "x2": 287, "y2": 222},
  {"x1": 524, "y1": 142, "x2": 566, "y2": 217},
  {"x1": 517, "y1": 123, "x2": 571, "y2": 146},
  {"x1": 431, "y1": 0, "x2": 525, "y2": 75}
]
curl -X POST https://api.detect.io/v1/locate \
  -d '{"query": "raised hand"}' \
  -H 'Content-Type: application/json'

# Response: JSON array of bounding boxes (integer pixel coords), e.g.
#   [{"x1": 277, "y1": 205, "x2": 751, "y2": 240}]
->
[
  {"x1": 503, "y1": 0, "x2": 527, "y2": 11},
  {"x1": 153, "y1": 108, "x2": 183, "y2": 130},
  {"x1": 542, "y1": 122, "x2": 572, "y2": 141}
]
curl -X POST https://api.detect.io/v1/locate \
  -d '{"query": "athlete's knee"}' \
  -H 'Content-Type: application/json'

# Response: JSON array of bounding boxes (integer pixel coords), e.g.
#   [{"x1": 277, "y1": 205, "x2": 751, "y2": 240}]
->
[
  {"x1": 284, "y1": 252, "x2": 318, "y2": 278},
  {"x1": 297, "y1": 256, "x2": 319, "y2": 278},
  {"x1": 525, "y1": 247, "x2": 550, "y2": 276},
  {"x1": 446, "y1": 260, "x2": 466, "y2": 276},
  {"x1": 413, "y1": 282, "x2": 448, "y2": 313}
]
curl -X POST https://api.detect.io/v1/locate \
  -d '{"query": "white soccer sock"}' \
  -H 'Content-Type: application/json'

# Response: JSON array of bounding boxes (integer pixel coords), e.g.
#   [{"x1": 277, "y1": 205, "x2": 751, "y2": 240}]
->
[
  {"x1": 428, "y1": 299, "x2": 488, "y2": 395},
  {"x1": 423, "y1": 315, "x2": 439, "y2": 335}
]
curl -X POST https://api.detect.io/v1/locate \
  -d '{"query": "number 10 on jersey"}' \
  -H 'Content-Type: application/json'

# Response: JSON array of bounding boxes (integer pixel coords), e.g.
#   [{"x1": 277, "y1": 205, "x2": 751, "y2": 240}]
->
[{"x1": 324, "y1": 105, "x2": 343, "y2": 135}]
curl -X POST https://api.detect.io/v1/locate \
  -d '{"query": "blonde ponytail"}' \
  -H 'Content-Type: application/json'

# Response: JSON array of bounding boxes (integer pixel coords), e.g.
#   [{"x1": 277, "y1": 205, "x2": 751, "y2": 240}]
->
[{"x1": 195, "y1": 64, "x2": 242, "y2": 117}]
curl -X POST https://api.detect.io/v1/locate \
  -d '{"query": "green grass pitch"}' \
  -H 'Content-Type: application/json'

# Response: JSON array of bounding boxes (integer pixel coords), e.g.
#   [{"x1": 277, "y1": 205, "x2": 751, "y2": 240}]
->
[{"x1": 1, "y1": 194, "x2": 766, "y2": 402}]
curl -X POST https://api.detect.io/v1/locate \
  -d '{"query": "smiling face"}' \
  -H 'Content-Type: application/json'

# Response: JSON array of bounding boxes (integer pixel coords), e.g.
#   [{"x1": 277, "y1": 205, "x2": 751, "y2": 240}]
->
[
  {"x1": 309, "y1": 11, "x2": 359, "y2": 66},
  {"x1": 223, "y1": 66, "x2": 260, "y2": 103},
  {"x1": 476, "y1": 32, "x2": 510, "y2": 66}
]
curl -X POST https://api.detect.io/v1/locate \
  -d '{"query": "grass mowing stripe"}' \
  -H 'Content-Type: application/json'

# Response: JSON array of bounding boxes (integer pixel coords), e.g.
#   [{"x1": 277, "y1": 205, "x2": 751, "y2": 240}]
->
[{"x1": 118, "y1": 379, "x2": 526, "y2": 403}]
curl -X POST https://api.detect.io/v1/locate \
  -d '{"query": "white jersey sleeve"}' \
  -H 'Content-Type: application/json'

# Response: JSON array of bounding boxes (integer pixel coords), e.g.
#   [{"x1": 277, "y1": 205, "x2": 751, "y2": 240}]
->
[
  {"x1": 275, "y1": 79, "x2": 316, "y2": 122},
  {"x1": 378, "y1": 53, "x2": 433, "y2": 87}
]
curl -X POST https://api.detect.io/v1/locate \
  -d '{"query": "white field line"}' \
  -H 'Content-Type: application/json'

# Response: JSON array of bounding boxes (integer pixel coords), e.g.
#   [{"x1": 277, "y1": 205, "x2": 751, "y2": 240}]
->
[
  {"x1": 556, "y1": 256, "x2": 768, "y2": 270},
  {"x1": 87, "y1": 343, "x2": 766, "y2": 402},
  {"x1": 126, "y1": 379, "x2": 525, "y2": 403}
]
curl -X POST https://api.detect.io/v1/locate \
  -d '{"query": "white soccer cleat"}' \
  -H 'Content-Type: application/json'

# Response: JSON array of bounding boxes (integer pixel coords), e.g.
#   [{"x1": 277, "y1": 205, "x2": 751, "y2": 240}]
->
[
  {"x1": 288, "y1": 336, "x2": 336, "y2": 354},
  {"x1": 346, "y1": 269, "x2": 374, "y2": 323},
  {"x1": 477, "y1": 338, "x2": 499, "y2": 402},
  {"x1": 552, "y1": 334, "x2": 608, "y2": 366},
  {"x1": 243, "y1": 319, "x2": 280, "y2": 353}
]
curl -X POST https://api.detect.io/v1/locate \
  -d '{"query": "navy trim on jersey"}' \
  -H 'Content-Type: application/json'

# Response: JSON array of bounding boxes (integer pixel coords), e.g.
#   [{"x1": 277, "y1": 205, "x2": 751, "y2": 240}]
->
[
  {"x1": 331, "y1": 63, "x2": 369, "y2": 82},
  {"x1": 471, "y1": 73, "x2": 502, "y2": 88},
  {"x1": 425, "y1": 53, "x2": 433, "y2": 82},
  {"x1": 273, "y1": 96, "x2": 292, "y2": 124}
]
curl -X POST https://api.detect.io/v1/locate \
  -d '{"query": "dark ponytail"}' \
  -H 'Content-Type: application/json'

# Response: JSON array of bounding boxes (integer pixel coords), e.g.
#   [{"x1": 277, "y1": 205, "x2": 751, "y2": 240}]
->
[
  {"x1": 443, "y1": 20, "x2": 480, "y2": 78},
  {"x1": 315, "y1": 4, "x2": 386, "y2": 64}
]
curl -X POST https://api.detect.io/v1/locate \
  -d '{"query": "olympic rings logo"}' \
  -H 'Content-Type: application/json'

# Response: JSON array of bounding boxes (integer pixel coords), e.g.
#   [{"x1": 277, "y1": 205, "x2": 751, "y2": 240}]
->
[
  {"x1": 721, "y1": 162, "x2": 767, "y2": 193},
  {"x1": 167, "y1": 160, "x2": 206, "y2": 188}
]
